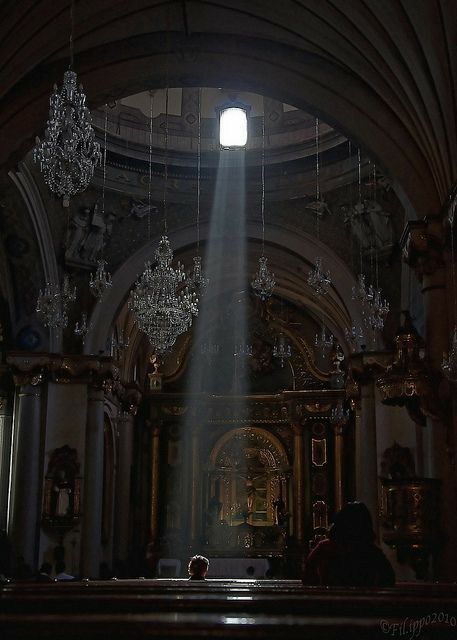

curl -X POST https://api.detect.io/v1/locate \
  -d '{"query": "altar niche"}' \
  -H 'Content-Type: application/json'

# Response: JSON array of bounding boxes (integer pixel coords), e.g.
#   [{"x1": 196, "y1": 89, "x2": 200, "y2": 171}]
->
[{"x1": 206, "y1": 427, "x2": 290, "y2": 553}]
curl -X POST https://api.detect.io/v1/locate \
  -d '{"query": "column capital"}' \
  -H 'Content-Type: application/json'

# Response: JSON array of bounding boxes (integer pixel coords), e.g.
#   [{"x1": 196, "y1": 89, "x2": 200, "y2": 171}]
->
[
  {"x1": 400, "y1": 218, "x2": 445, "y2": 280},
  {"x1": 348, "y1": 351, "x2": 391, "y2": 385}
]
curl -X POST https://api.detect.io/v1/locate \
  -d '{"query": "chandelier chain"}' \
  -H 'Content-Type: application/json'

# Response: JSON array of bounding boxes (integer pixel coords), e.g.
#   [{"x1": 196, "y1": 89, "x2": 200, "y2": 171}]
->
[
  {"x1": 315, "y1": 116, "x2": 320, "y2": 240},
  {"x1": 148, "y1": 91, "x2": 153, "y2": 242},
  {"x1": 69, "y1": 0, "x2": 74, "y2": 69},
  {"x1": 197, "y1": 87, "x2": 201, "y2": 252},
  {"x1": 261, "y1": 113, "x2": 265, "y2": 255},
  {"x1": 163, "y1": 86, "x2": 169, "y2": 234},
  {"x1": 88, "y1": 105, "x2": 112, "y2": 300},
  {"x1": 101, "y1": 104, "x2": 108, "y2": 256}
]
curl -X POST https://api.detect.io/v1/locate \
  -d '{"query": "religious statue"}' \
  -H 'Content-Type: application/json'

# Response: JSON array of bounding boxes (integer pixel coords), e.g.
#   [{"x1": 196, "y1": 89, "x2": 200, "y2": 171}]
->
[
  {"x1": 207, "y1": 494, "x2": 222, "y2": 528},
  {"x1": 148, "y1": 355, "x2": 162, "y2": 391},
  {"x1": 66, "y1": 207, "x2": 91, "y2": 258},
  {"x1": 246, "y1": 477, "x2": 257, "y2": 514},
  {"x1": 129, "y1": 199, "x2": 159, "y2": 219},
  {"x1": 66, "y1": 203, "x2": 116, "y2": 264},
  {"x1": 53, "y1": 469, "x2": 72, "y2": 517},
  {"x1": 272, "y1": 495, "x2": 289, "y2": 527}
]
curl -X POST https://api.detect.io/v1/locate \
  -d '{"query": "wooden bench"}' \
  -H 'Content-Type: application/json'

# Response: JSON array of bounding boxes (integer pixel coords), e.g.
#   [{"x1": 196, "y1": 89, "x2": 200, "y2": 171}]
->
[{"x1": 2, "y1": 580, "x2": 457, "y2": 639}]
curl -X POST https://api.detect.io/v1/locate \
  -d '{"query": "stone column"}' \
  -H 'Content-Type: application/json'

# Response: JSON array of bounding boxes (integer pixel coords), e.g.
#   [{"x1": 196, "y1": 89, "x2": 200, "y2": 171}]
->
[
  {"x1": 0, "y1": 389, "x2": 13, "y2": 531},
  {"x1": 292, "y1": 422, "x2": 305, "y2": 544},
  {"x1": 402, "y1": 218, "x2": 457, "y2": 578},
  {"x1": 9, "y1": 382, "x2": 43, "y2": 568},
  {"x1": 113, "y1": 411, "x2": 134, "y2": 563},
  {"x1": 357, "y1": 381, "x2": 378, "y2": 521},
  {"x1": 332, "y1": 420, "x2": 345, "y2": 513},
  {"x1": 80, "y1": 385, "x2": 105, "y2": 578},
  {"x1": 189, "y1": 424, "x2": 201, "y2": 547},
  {"x1": 149, "y1": 423, "x2": 161, "y2": 546}
]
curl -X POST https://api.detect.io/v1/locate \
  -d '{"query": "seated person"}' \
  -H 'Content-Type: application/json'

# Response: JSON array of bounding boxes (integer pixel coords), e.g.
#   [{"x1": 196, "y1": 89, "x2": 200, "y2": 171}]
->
[
  {"x1": 188, "y1": 555, "x2": 209, "y2": 581},
  {"x1": 303, "y1": 502, "x2": 395, "y2": 587}
]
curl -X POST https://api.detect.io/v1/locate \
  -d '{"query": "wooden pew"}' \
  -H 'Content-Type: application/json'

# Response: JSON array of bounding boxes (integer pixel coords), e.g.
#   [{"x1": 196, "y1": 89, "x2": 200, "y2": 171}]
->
[{"x1": 1, "y1": 580, "x2": 457, "y2": 639}]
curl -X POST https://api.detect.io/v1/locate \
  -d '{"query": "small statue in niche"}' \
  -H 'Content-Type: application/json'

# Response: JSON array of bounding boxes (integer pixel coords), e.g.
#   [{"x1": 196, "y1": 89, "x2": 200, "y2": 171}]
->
[
  {"x1": 246, "y1": 477, "x2": 257, "y2": 514},
  {"x1": 66, "y1": 206, "x2": 91, "y2": 258},
  {"x1": 43, "y1": 446, "x2": 81, "y2": 528},
  {"x1": 52, "y1": 469, "x2": 72, "y2": 517},
  {"x1": 272, "y1": 495, "x2": 289, "y2": 527},
  {"x1": 148, "y1": 355, "x2": 162, "y2": 391}
]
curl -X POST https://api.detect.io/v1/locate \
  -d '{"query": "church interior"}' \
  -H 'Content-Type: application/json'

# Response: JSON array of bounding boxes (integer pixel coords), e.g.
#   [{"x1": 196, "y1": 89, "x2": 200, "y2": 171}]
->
[{"x1": 1, "y1": 1, "x2": 457, "y2": 638}]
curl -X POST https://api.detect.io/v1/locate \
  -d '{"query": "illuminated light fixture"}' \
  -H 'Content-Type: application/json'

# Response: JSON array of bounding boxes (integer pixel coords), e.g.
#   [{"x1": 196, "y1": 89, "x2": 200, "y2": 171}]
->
[{"x1": 219, "y1": 107, "x2": 248, "y2": 148}]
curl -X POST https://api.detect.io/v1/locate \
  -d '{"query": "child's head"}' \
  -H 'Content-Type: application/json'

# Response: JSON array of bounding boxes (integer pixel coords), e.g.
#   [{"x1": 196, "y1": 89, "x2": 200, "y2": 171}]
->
[{"x1": 188, "y1": 555, "x2": 209, "y2": 579}]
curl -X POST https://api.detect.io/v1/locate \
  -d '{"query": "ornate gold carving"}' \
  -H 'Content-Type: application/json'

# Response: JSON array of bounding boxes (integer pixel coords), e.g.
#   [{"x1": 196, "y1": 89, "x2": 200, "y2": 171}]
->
[
  {"x1": 401, "y1": 218, "x2": 445, "y2": 278},
  {"x1": 377, "y1": 312, "x2": 440, "y2": 420},
  {"x1": 381, "y1": 478, "x2": 442, "y2": 578},
  {"x1": 162, "y1": 405, "x2": 188, "y2": 416},
  {"x1": 7, "y1": 352, "x2": 119, "y2": 387},
  {"x1": 304, "y1": 402, "x2": 332, "y2": 414}
]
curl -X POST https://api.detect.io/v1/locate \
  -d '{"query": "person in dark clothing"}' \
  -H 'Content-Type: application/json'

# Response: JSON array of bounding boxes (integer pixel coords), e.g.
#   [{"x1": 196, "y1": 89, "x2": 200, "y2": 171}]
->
[
  {"x1": 188, "y1": 555, "x2": 209, "y2": 580},
  {"x1": 303, "y1": 502, "x2": 395, "y2": 587}
]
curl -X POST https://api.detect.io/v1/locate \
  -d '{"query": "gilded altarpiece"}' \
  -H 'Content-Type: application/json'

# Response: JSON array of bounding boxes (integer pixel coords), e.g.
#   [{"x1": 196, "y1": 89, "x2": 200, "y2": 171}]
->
[{"x1": 146, "y1": 391, "x2": 347, "y2": 566}]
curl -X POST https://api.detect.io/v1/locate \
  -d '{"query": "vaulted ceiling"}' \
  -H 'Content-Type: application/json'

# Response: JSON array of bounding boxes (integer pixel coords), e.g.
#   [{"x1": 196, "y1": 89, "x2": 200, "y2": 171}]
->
[{"x1": 1, "y1": 0, "x2": 455, "y2": 216}]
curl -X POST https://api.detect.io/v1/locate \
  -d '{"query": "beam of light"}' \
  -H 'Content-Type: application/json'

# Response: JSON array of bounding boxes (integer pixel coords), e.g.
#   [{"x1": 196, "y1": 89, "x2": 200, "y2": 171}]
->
[{"x1": 175, "y1": 149, "x2": 248, "y2": 563}]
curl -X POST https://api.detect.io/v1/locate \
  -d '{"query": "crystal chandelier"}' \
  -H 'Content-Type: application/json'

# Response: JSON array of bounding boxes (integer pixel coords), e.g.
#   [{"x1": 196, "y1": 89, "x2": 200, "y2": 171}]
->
[
  {"x1": 345, "y1": 323, "x2": 365, "y2": 351},
  {"x1": 89, "y1": 106, "x2": 112, "y2": 299},
  {"x1": 308, "y1": 257, "x2": 331, "y2": 296},
  {"x1": 129, "y1": 236, "x2": 198, "y2": 355},
  {"x1": 36, "y1": 274, "x2": 76, "y2": 329},
  {"x1": 366, "y1": 287, "x2": 390, "y2": 331},
  {"x1": 252, "y1": 255, "x2": 275, "y2": 300},
  {"x1": 308, "y1": 118, "x2": 331, "y2": 297},
  {"x1": 74, "y1": 312, "x2": 90, "y2": 344},
  {"x1": 33, "y1": 3, "x2": 100, "y2": 207},
  {"x1": 315, "y1": 322, "x2": 334, "y2": 354},
  {"x1": 201, "y1": 341, "x2": 220, "y2": 356},
  {"x1": 330, "y1": 402, "x2": 350, "y2": 426},
  {"x1": 189, "y1": 255, "x2": 209, "y2": 292},
  {"x1": 273, "y1": 333, "x2": 292, "y2": 367},
  {"x1": 234, "y1": 342, "x2": 253, "y2": 358},
  {"x1": 252, "y1": 115, "x2": 275, "y2": 300},
  {"x1": 352, "y1": 273, "x2": 372, "y2": 305},
  {"x1": 128, "y1": 89, "x2": 198, "y2": 354},
  {"x1": 89, "y1": 259, "x2": 112, "y2": 300}
]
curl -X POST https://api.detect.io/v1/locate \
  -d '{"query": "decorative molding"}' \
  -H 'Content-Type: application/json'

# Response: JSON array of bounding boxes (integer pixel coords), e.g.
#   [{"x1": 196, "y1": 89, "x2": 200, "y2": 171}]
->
[{"x1": 6, "y1": 351, "x2": 119, "y2": 386}]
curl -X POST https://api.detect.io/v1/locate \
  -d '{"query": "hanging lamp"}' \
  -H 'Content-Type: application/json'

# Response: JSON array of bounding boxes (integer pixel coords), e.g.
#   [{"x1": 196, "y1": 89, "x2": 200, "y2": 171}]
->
[{"x1": 33, "y1": 0, "x2": 100, "y2": 206}]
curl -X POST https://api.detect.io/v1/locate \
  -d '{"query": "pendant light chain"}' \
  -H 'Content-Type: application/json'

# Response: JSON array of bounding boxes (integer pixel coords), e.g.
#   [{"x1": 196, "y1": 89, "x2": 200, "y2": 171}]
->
[
  {"x1": 197, "y1": 87, "x2": 202, "y2": 253},
  {"x1": 261, "y1": 114, "x2": 266, "y2": 256},
  {"x1": 100, "y1": 104, "x2": 108, "y2": 256},
  {"x1": 69, "y1": 0, "x2": 74, "y2": 69},
  {"x1": 163, "y1": 86, "x2": 169, "y2": 235},
  {"x1": 307, "y1": 116, "x2": 331, "y2": 296},
  {"x1": 251, "y1": 107, "x2": 275, "y2": 300},
  {"x1": 451, "y1": 214, "x2": 457, "y2": 322},
  {"x1": 315, "y1": 116, "x2": 320, "y2": 240},
  {"x1": 88, "y1": 104, "x2": 112, "y2": 300},
  {"x1": 148, "y1": 91, "x2": 153, "y2": 243}
]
